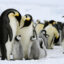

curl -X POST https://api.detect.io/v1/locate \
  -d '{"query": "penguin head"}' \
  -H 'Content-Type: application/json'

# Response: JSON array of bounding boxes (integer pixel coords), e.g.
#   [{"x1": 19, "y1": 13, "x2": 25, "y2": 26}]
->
[
  {"x1": 44, "y1": 21, "x2": 49, "y2": 28},
  {"x1": 49, "y1": 20, "x2": 56, "y2": 25},
  {"x1": 36, "y1": 19, "x2": 40, "y2": 24},
  {"x1": 22, "y1": 14, "x2": 33, "y2": 28},
  {"x1": 41, "y1": 30, "x2": 49, "y2": 38},
  {"x1": 15, "y1": 35, "x2": 21, "y2": 41},
  {"x1": 1, "y1": 8, "x2": 21, "y2": 25}
]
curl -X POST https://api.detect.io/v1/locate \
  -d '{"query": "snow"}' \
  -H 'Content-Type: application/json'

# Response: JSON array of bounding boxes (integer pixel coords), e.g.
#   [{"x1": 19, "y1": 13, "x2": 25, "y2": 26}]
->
[
  {"x1": 0, "y1": 0, "x2": 64, "y2": 64},
  {"x1": 0, "y1": 46, "x2": 64, "y2": 64}
]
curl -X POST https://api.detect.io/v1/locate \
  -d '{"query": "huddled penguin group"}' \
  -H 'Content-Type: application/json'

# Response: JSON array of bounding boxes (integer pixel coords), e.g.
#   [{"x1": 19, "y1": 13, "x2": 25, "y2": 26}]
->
[
  {"x1": 0, "y1": 8, "x2": 64, "y2": 60},
  {"x1": 0, "y1": 8, "x2": 47, "y2": 60}
]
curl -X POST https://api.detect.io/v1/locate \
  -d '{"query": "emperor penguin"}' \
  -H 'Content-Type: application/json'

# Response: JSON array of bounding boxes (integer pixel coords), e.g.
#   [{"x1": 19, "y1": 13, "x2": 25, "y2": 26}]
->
[
  {"x1": 0, "y1": 8, "x2": 21, "y2": 60},
  {"x1": 28, "y1": 24, "x2": 47, "y2": 59},
  {"x1": 39, "y1": 30, "x2": 49, "y2": 49},
  {"x1": 29, "y1": 37, "x2": 47, "y2": 59},
  {"x1": 19, "y1": 14, "x2": 33, "y2": 59},
  {"x1": 49, "y1": 20, "x2": 56, "y2": 25},
  {"x1": 12, "y1": 35, "x2": 23, "y2": 60},
  {"x1": 44, "y1": 24, "x2": 59, "y2": 49},
  {"x1": 48, "y1": 20, "x2": 60, "y2": 45}
]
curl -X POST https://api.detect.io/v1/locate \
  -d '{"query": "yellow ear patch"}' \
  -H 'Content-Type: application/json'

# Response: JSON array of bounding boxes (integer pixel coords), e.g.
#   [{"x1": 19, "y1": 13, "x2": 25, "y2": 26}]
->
[
  {"x1": 53, "y1": 22, "x2": 56, "y2": 25},
  {"x1": 26, "y1": 17, "x2": 30, "y2": 21},
  {"x1": 15, "y1": 12, "x2": 19, "y2": 16},
  {"x1": 56, "y1": 35, "x2": 59, "y2": 39}
]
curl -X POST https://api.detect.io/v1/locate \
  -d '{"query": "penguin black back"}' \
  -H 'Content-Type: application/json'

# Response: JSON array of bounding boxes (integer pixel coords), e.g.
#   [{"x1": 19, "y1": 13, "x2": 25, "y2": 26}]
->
[
  {"x1": 0, "y1": 8, "x2": 21, "y2": 60},
  {"x1": 1, "y1": 8, "x2": 21, "y2": 43}
]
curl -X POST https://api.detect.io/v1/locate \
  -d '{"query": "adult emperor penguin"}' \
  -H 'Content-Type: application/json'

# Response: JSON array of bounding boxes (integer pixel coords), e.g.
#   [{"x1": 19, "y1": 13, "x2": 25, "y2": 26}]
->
[
  {"x1": 44, "y1": 24, "x2": 59, "y2": 49},
  {"x1": 19, "y1": 14, "x2": 33, "y2": 59},
  {"x1": 0, "y1": 8, "x2": 21, "y2": 60}
]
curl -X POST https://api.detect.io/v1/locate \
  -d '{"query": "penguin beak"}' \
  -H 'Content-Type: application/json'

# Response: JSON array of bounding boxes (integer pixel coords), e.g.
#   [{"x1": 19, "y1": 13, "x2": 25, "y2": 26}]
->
[
  {"x1": 53, "y1": 22, "x2": 56, "y2": 25},
  {"x1": 15, "y1": 12, "x2": 19, "y2": 16},
  {"x1": 25, "y1": 17, "x2": 30, "y2": 21},
  {"x1": 22, "y1": 16, "x2": 30, "y2": 21},
  {"x1": 20, "y1": 16, "x2": 31, "y2": 28}
]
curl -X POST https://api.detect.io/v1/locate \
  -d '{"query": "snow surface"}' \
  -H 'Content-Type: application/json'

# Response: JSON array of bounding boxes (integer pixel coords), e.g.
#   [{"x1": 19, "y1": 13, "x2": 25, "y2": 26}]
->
[
  {"x1": 0, "y1": 46, "x2": 64, "y2": 64},
  {"x1": 0, "y1": 0, "x2": 64, "y2": 64}
]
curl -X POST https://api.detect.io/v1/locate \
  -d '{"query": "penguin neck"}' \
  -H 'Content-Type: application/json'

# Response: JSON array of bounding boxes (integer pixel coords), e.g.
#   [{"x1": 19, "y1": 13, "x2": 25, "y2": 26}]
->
[
  {"x1": 21, "y1": 21, "x2": 33, "y2": 29},
  {"x1": 8, "y1": 16, "x2": 18, "y2": 39},
  {"x1": 23, "y1": 20, "x2": 32, "y2": 27},
  {"x1": 21, "y1": 22, "x2": 33, "y2": 31}
]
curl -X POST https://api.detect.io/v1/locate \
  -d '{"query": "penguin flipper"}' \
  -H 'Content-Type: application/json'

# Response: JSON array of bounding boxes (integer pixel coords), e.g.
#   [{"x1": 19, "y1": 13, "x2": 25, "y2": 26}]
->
[{"x1": 7, "y1": 24, "x2": 13, "y2": 41}]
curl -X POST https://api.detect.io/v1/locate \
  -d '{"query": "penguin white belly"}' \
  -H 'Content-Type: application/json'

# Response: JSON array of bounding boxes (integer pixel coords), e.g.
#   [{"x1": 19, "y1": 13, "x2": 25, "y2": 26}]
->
[
  {"x1": 5, "y1": 17, "x2": 18, "y2": 60},
  {"x1": 10, "y1": 18, "x2": 17, "y2": 39},
  {"x1": 20, "y1": 23, "x2": 33, "y2": 58}
]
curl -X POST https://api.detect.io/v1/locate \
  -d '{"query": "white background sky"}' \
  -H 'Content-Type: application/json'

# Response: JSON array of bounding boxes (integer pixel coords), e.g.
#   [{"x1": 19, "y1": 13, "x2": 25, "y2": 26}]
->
[{"x1": 0, "y1": 0, "x2": 64, "y2": 22}]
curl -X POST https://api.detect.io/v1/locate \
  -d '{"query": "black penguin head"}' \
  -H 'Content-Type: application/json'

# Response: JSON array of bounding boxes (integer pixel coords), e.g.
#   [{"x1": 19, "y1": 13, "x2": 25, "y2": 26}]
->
[
  {"x1": 22, "y1": 14, "x2": 33, "y2": 28},
  {"x1": 41, "y1": 30, "x2": 46, "y2": 35},
  {"x1": 49, "y1": 20, "x2": 56, "y2": 25},
  {"x1": 36, "y1": 19, "x2": 40, "y2": 24},
  {"x1": 41, "y1": 30, "x2": 49, "y2": 38},
  {"x1": 44, "y1": 21, "x2": 49, "y2": 28},
  {"x1": 1, "y1": 8, "x2": 21, "y2": 25}
]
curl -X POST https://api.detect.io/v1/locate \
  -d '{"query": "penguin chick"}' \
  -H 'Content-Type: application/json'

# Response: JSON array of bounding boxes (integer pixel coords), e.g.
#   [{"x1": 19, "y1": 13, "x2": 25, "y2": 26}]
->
[
  {"x1": 19, "y1": 14, "x2": 34, "y2": 59},
  {"x1": 12, "y1": 35, "x2": 23, "y2": 60},
  {"x1": 28, "y1": 24, "x2": 47, "y2": 59}
]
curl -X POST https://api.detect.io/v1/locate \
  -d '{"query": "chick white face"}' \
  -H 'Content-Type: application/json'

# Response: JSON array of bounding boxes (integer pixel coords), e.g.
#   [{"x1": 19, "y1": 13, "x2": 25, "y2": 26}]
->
[
  {"x1": 16, "y1": 35, "x2": 21, "y2": 40},
  {"x1": 15, "y1": 35, "x2": 21, "y2": 41}
]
